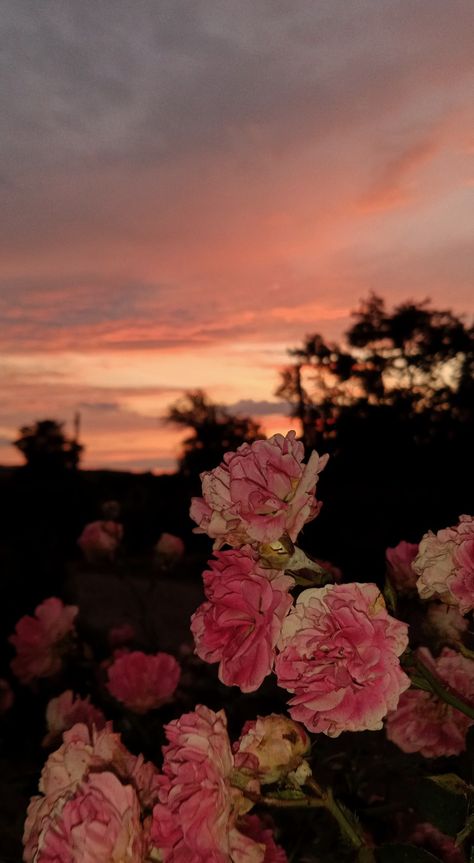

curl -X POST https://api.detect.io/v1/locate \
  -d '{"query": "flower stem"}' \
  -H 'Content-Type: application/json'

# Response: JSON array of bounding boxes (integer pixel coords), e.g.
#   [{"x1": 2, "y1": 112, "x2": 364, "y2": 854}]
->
[
  {"x1": 411, "y1": 655, "x2": 474, "y2": 720},
  {"x1": 305, "y1": 778, "x2": 369, "y2": 854},
  {"x1": 286, "y1": 547, "x2": 334, "y2": 586},
  {"x1": 246, "y1": 777, "x2": 375, "y2": 859}
]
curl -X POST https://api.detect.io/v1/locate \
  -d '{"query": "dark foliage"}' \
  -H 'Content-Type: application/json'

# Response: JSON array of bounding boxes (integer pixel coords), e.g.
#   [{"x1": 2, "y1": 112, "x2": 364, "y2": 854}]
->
[{"x1": 165, "y1": 389, "x2": 263, "y2": 483}]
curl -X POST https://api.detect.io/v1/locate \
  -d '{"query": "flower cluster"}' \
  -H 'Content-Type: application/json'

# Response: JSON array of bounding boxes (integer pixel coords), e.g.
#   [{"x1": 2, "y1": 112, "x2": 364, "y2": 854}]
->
[
  {"x1": 9, "y1": 598, "x2": 78, "y2": 684},
  {"x1": 24, "y1": 722, "x2": 160, "y2": 863},
  {"x1": 150, "y1": 705, "x2": 287, "y2": 862},
  {"x1": 386, "y1": 648, "x2": 474, "y2": 757},
  {"x1": 191, "y1": 431, "x2": 411, "y2": 736},
  {"x1": 414, "y1": 514, "x2": 474, "y2": 614}
]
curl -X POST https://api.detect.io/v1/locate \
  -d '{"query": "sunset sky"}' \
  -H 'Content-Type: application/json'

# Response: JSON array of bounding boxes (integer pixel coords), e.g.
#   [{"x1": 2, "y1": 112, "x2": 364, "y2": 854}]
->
[{"x1": 1, "y1": 1, "x2": 473, "y2": 471}]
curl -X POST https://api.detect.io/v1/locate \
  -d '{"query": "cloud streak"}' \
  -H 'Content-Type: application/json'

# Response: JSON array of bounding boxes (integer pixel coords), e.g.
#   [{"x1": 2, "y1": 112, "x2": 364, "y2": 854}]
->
[{"x1": 0, "y1": 0, "x2": 473, "y2": 468}]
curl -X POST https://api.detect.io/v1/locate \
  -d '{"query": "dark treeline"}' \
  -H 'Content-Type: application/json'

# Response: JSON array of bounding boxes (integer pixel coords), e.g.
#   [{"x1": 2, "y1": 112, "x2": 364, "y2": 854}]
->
[{"x1": 0, "y1": 294, "x2": 472, "y2": 631}]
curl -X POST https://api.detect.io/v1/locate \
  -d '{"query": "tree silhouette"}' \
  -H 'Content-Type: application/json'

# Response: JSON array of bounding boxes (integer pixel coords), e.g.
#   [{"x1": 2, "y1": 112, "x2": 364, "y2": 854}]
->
[
  {"x1": 166, "y1": 390, "x2": 263, "y2": 478},
  {"x1": 277, "y1": 293, "x2": 474, "y2": 454},
  {"x1": 13, "y1": 419, "x2": 83, "y2": 473}
]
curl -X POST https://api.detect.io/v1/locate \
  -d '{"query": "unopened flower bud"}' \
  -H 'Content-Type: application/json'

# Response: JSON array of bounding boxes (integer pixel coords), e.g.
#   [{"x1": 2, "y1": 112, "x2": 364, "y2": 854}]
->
[
  {"x1": 259, "y1": 534, "x2": 295, "y2": 570},
  {"x1": 233, "y1": 714, "x2": 310, "y2": 785}
]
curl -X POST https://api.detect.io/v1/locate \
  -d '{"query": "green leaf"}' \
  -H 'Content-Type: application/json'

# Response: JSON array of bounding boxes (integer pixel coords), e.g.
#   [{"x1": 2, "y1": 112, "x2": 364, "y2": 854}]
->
[
  {"x1": 383, "y1": 576, "x2": 398, "y2": 614},
  {"x1": 456, "y1": 811, "x2": 474, "y2": 845},
  {"x1": 376, "y1": 844, "x2": 443, "y2": 863},
  {"x1": 428, "y1": 773, "x2": 470, "y2": 796},
  {"x1": 412, "y1": 776, "x2": 468, "y2": 836},
  {"x1": 266, "y1": 788, "x2": 306, "y2": 800}
]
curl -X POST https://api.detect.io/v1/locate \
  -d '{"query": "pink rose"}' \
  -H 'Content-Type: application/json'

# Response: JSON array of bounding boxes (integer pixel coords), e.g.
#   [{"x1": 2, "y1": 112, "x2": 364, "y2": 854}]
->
[
  {"x1": 151, "y1": 705, "x2": 262, "y2": 862},
  {"x1": 191, "y1": 548, "x2": 293, "y2": 692},
  {"x1": 9, "y1": 598, "x2": 78, "y2": 684},
  {"x1": 39, "y1": 723, "x2": 134, "y2": 797},
  {"x1": 190, "y1": 430, "x2": 328, "y2": 549},
  {"x1": 107, "y1": 650, "x2": 181, "y2": 713},
  {"x1": 25, "y1": 772, "x2": 143, "y2": 863},
  {"x1": 43, "y1": 690, "x2": 106, "y2": 747},
  {"x1": 233, "y1": 715, "x2": 310, "y2": 785},
  {"x1": 155, "y1": 533, "x2": 185, "y2": 566},
  {"x1": 385, "y1": 541, "x2": 419, "y2": 592},
  {"x1": 24, "y1": 723, "x2": 160, "y2": 863},
  {"x1": 77, "y1": 520, "x2": 123, "y2": 563},
  {"x1": 414, "y1": 515, "x2": 474, "y2": 614},
  {"x1": 386, "y1": 647, "x2": 474, "y2": 757},
  {"x1": 239, "y1": 815, "x2": 288, "y2": 863},
  {"x1": 424, "y1": 602, "x2": 469, "y2": 646},
  {"x1": 275, "y1": 583, "x2": 410, "y2": 736}
]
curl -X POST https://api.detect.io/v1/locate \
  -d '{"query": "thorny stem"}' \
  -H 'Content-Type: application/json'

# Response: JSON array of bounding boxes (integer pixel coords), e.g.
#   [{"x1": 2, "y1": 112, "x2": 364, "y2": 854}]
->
[
  {"x1": 244, "y1": 776, "x2": 375, "y2": 861},
  {"x1": 305, "y1": 777, "x2": 369, "y2": 854},
  {"x1": 410, "y1": 654, "x2": 474, "y2": 720}
]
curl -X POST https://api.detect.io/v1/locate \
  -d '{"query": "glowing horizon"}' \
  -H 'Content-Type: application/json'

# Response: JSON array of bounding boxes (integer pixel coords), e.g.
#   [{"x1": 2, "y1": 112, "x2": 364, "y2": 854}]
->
[{"x1": 1, "y1": 1, "x2": 473, "y2": 471}]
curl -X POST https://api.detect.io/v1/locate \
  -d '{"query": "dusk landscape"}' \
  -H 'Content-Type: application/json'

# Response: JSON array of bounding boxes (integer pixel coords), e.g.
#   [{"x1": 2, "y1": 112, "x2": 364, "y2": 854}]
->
[{"x1": 1, "y1": 4, "x2": 474, "y2": 863}]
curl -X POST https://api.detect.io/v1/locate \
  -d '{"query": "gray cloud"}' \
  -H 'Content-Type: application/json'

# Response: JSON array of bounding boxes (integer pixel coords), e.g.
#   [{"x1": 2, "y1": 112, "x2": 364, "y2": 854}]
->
[{"x1": 226, "y1": 398, "x2": 290, "y2": 417}]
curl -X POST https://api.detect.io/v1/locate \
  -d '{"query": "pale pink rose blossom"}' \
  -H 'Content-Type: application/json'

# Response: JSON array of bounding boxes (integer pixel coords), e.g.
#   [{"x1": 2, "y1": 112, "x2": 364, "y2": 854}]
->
[
  {"x1": 190, "y1": 431, "x2": 328, "y2": 549},
  {"x1": 42, "y1": 690, "x2": 106, "y2": 747},
  {"x1": 275, "y1": 583, "x2": 410, "y2": 736},
  {"x1": 154, "y1": 533, "x2": 185, "y2": 566},
  {"x1": 386, "y1": 647, "x2": 474, "y2": 758},
  {"x1": 39, "y1": 722, "x2": 158, "y2": 806},
  {"x1": 77, "y1": 520, "x2": 123, "y2": 563},
  {"x1": 151, "y1": 705, "x2": 263, "y2": 863},
  {"x1": 385, "y1": 541, "x2": 419, "y2": 592},
  {"x1": 0, "y1": 678, "x2": 14, "y2": 714},
  {"x1": 409, "y1": 822, "x2": 465, "y2": 863},
  {"x1": 24, "y1": 722, "x2": 160, "y2": 863},
  {"x1": 414, "y1": 515, "x2": 474, "y2": 614},
  {"x1": 39, "y1": 722, "x2": 133, "y2": 797},
  {"x1": 107, "y1": 650, "x2": 180, "y2": 713},
  {"x1": 191, "y1": 548, "x2": 294, "y2": 692},
  {"x1": 424, "y1": 602, "x2": 469, "y2": 646},
  {"x1": 9, "y1": 598, "x2": 78, "y2": 684},
  {"x1": 25, "y1": 772, "x2": 143, "y2": 863},
  {"x1": 233, "y1": 715, "x2": 310, "y2": 785},
  {"x1": 239, "y1": 815, "x2": 288, "y2": 863}
]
